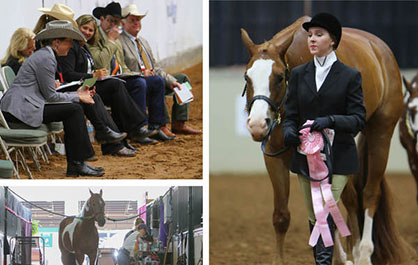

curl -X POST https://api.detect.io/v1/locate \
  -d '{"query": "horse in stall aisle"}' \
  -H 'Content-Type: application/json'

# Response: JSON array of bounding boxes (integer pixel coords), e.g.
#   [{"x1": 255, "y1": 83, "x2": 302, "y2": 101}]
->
[
  {"x1": 241, "y1": 16, "x2": 411, "y2": 265},
  {"x1": 400, "y1": 75, "x2": 418, "y2": 203},
  {"x1": 59, "y1": 189, "x2": 106, "y2": 265}
]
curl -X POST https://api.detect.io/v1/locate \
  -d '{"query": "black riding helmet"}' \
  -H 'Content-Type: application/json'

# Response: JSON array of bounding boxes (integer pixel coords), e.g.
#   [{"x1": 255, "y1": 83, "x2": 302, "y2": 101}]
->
[{"x1": 302, "y1": 13, "x2": 342, "y2": 49}]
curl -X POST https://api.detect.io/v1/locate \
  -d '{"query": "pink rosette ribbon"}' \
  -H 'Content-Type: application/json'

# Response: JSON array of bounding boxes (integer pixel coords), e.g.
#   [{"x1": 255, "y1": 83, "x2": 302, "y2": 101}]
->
[{"x1": 299, "y1": 120, "x2": 350, "y2": 247}]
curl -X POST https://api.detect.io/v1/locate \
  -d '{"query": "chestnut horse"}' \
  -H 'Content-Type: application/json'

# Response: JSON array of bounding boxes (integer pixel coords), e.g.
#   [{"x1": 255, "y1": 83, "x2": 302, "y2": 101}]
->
[
  {"x1": 400, "y1": 74, "x2": 418, "y2": 203},
  {"x1": 59, "y1": 189, "x2": 106, "y2": 265},
  {"x1": 242, "y1": 16, "x2": 409, "y2": 265}
]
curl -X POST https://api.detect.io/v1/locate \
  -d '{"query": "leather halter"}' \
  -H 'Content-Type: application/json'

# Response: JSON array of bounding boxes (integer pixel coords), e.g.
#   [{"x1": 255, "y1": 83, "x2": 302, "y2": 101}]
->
[{"x1": 243, "y1": 63, "x2": 290, "y2": 156}]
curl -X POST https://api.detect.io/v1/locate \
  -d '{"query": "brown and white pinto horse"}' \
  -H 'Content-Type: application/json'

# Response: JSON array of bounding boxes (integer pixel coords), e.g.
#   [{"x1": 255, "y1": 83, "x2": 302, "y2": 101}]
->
[
  {"x1": 400, "y1": 74, "x2": 418, "y2": 203},
  {"x1": 242, "y1": 17, "x2": 409, "y2": 265},
  {"x1": 59, "y1": 189, "x2": 106, "y2": 265}
]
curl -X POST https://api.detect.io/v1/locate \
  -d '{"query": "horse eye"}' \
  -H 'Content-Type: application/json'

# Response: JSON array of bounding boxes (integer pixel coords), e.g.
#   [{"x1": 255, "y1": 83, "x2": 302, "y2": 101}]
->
[{"x1": 277, "y1": 75, "x2": 284, "y2": 83}]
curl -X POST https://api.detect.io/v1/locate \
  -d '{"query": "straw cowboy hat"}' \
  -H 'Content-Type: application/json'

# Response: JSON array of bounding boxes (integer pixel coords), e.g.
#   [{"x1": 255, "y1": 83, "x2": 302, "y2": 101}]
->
[
  {"x1": 38, "y1": 3, "x2": 78, "y2": 28},
  {"x1": 93, "y1": 2, "x2": 122, "y2": 19},
  {"x1": 122, "y1": 4, "x2": 148, "y2": 19},
  {"x1": 35, "y1": 20, "x2": 86, "y2": 42}
]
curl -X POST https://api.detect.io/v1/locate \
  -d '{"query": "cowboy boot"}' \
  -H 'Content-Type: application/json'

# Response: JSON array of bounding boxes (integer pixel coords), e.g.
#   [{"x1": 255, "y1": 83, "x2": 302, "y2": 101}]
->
[{"x1": 315, "y1": 217, "x2": 335, "y2": 265}]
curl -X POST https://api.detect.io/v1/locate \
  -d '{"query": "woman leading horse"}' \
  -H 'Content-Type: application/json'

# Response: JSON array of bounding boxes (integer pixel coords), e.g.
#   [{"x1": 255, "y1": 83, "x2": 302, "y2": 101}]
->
[
  {"x1": 282, "y1": 13, "x2": 365, "y2": 265},
  {"x1": 242, "y1": 14, "x2": 409, "y2": 265}
]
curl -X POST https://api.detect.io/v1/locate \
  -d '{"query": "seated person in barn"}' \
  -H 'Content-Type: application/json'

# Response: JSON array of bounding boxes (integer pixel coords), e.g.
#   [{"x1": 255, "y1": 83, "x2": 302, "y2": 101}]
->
[
  {"x1": 120, "y1": 4, "x2": 202, "y2": 135},
  {"x1": 118, "y1": 221, "x2": 151, "y2": 264},
  {"x1": 1, "y1": 28, "x2": 36, "y2": 75},
  {"x1": 88, "y1": 2, "x2": 174, "y2": 143}
]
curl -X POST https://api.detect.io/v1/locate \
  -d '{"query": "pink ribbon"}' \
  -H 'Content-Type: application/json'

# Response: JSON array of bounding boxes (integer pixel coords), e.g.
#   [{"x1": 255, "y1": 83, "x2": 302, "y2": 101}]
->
[{"x1": 299, "y1": 121, "x2": 350, "y2": 247}]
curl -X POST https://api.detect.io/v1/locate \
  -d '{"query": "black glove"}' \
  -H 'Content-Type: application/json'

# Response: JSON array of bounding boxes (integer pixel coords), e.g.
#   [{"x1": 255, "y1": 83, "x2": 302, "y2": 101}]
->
[
  {"x1": 310, "y1": 116, "x2": 334, "y2": 132},
  {"x1": 284, "y1": 129, "x2": 301, "y2": 147}
]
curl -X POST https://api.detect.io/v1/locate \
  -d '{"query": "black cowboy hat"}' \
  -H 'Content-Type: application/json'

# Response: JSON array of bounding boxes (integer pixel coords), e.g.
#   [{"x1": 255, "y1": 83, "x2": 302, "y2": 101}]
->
[
  {"x1": 93, "y1": 2, "x2": 121, "y2": 19},
  {"x1": 302, "y1": 13, "x2": 342, "y2": 49}
]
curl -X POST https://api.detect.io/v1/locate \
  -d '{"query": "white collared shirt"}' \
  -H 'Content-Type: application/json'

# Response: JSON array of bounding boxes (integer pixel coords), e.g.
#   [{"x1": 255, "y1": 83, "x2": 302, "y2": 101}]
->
[{"x1": 314, "y1": 50, "x2": 337, "y2": 91}]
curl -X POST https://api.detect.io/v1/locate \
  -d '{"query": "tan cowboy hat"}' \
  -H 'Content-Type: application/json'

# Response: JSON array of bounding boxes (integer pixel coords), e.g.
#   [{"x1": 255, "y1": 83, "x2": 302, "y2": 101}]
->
[
  {"x1": 35, "y1": 20, "x2": 86, "y2": 42},
  {"x1": 122, "y1": 4, "x2": 148, "y2": 19},
  {"x1": 38, "y1": 3, "x2": 78, "y2": 28}
]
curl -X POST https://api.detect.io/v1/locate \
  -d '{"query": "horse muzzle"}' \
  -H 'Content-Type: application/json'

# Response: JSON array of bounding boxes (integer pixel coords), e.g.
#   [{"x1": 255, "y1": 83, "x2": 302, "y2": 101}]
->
[
  {"x1": 96, "y1": 215, "x2": 106, "y2": 227},
  {"x1": 246, "y1": 117, "x2": 270, "y2": 141}
]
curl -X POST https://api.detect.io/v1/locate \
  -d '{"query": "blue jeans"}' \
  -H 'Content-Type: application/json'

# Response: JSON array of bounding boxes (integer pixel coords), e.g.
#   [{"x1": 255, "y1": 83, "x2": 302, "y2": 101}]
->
[{"x1": 125, "y1": 76, "x2": 165, "y2": 127}]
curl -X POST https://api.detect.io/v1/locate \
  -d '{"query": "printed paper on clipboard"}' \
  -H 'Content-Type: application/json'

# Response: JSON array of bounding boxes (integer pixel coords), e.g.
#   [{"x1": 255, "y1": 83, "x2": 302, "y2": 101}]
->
[{"x1": 173, "y1": 82, "x2": 194, "y2": 105}]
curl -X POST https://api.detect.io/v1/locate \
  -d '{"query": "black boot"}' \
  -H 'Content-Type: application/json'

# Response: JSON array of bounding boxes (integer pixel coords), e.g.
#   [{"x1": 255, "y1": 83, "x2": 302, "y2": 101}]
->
[
  {"x1": 67, "y1": 161, "x2": 104, "y2": 177},
  {"x1": 95, "y1": 127, "x2": 127, "y2": 144},
  {"x1": 315, "y1": 217, "x2": 335, "y2": 265}
]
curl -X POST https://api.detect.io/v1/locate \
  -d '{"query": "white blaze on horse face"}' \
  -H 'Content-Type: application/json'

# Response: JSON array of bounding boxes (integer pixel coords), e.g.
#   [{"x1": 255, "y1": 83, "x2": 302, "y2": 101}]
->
[
  {"x1": 246, "y1": 59, "x2": 275, "y2": 141},
  {"x1": 408, "y1": 98, "x2": 418, "y2": 132}
]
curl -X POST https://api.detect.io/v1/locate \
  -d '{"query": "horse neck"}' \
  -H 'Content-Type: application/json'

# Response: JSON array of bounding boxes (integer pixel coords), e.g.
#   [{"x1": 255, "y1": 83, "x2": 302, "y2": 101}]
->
[
  {"x1": 272, "y1": 16, "x2": 312, "y2": 69},
  {"x1": 79, "y1": 200, "x2": 95, "y2": 221}
]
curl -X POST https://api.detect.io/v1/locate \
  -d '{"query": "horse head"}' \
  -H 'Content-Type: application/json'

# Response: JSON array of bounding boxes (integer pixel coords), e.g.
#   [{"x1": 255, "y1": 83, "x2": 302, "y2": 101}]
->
[
  {"x1": 403, "y1": 75, "x2": 418, "y2": 152},
  {"x1": 86, "y1": 189, "x2": 106, "y2": 227},
  {"x1": 241, "y1": 28, "x2": 293, "y2": 142}
]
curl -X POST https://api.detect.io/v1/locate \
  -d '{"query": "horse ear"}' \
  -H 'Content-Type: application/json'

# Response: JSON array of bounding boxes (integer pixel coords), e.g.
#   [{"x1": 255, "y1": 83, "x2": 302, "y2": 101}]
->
[
  {"x1": 403, "y1": 76, "x2": 413, "y2": 93},
  {"x1": 273, "y1": 32, "x2": 295, "y2": 59},
  {"x1": 89, "y1": 189, "x2": 93, "y2": 196},
  {"x1": 99, "y1": 189, "x2": 103, "y2": 197},
  {"x1": 241, "y1": 28, "x2": 256, "y2": 57}
]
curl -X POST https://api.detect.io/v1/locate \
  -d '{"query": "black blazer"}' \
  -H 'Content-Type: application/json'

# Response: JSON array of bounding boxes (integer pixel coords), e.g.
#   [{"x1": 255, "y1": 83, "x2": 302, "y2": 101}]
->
[
  {"x1": 57, "y1": 40, "x2": 93, "y2": 82},
  {"x1": 283, "y1": 60, "x2": 366, "y2": 175}
]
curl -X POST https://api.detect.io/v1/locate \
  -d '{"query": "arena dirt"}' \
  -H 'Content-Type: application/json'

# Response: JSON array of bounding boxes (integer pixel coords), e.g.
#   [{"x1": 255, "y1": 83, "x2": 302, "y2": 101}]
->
[
  {"x1": 16, "y1": 63, "x2": 202, "y2": 179},
  {"x1": 210, "y1": 173, "x2": 418, "y2": 264}
]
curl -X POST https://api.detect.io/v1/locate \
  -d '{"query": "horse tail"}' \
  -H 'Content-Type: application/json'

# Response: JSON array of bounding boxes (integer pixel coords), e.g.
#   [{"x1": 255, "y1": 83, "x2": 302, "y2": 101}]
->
[
  {"x1": 355, "y1": 133, "x2": 410, "y2": 264},
  {"x1": 370, "y1": 179, "x2": 410, "y2": 264}
]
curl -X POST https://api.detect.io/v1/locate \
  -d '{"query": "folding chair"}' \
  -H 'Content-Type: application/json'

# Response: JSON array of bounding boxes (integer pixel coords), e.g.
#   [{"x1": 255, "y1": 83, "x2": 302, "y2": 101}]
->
[
  {"x1": 0, "y1": 136, "x2": 15, "y2": 178},
  {"x1": 1, "y1": 65, "x2": 16, "y2": 89},
  {"x1": 0, "y1": 83, "x2": 48, "y2": 179}
]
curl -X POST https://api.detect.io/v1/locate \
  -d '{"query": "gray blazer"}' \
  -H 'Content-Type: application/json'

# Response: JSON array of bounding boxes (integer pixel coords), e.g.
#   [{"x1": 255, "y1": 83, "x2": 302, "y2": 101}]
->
[
  {"x1": 119, "y1": 31, "x2": 177, "y2": 87},
  {"x1": 1, "y1": 47, "x2": 79, "y2": 127}
]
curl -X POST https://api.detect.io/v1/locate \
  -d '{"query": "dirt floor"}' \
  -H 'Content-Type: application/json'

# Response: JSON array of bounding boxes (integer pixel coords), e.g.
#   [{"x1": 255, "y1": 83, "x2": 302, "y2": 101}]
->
[
  {"x1": 210, "y1": 173, "x2": 418, "y2": 264},
  {"x1": 12, "y1": 63, "x2": 202, "y2": 179}
]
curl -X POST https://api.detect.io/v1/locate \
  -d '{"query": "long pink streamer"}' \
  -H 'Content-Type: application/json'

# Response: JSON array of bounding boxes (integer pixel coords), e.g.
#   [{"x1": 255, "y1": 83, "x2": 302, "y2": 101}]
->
[{"x1": 299, "y1": 121, "x2": 350, "y2": 247}]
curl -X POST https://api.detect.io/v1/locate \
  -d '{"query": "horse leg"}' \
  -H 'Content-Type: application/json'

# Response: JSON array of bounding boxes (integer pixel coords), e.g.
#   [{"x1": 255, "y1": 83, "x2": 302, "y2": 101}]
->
[
  {"x1": 334, "y1": 177, "x2": 360, "y2": 265},
  {"x1": 75, "y1": 253, "x2": 85, "y2": 265},
  {"x1": 60, "y1": 251, "x2": 77, "y2": 265},
  {"x1": 334, "y1": 231, "x2": 354, "y2": 265},
  {"x1": 357, "y1": 118, "x2": 405, "y2": 265},
  {"x1": 264, "y1": 153, "x2": 291, "y2": 265},
  {"x1": 87, "y1": 251, "x2": 98, "y2": 265}
]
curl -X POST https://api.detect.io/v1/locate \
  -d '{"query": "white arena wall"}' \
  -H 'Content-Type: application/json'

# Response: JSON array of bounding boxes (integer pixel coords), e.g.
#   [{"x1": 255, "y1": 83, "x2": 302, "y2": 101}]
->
[{"x1": 0, "y1": 0, "x2": 202, "y2": 71}]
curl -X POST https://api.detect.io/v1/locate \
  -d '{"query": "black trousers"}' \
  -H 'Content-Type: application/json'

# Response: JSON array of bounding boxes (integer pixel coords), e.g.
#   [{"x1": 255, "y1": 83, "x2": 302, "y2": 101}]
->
[
  {"x1": 3, "y1": 104, "x2": 94, "y2": 162},
  {"x1": 95, "y1": 78, "x2": 147, "y2": 133},
  {"x1": 82, "y1": 94, "x2": 123, "y2": 155}
]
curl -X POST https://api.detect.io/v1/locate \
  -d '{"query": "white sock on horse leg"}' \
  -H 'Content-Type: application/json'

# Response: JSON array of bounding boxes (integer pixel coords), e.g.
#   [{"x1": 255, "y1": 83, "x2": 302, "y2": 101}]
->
[{"x1": 358, "y1": 209, "x2": 374, "y2": 265}]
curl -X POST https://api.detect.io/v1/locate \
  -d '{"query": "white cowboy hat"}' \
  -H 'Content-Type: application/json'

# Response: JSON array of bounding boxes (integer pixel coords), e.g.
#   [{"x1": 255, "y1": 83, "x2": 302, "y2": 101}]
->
[
  {"x1": 38, "y1": 3, "x2": 78, "y2": 29},
  {"x1": 35, "y1": 20, "x2": 86, "y2": 42},
  {"x1": 122, "y1": 4, "x2": 148, "y2": 19}
]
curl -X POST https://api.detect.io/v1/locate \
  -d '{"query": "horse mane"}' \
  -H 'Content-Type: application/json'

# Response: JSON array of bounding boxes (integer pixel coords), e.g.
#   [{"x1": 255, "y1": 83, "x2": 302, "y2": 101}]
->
[{"x1": 272, "y1": 16, "x2": 310, "y2": 42}]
